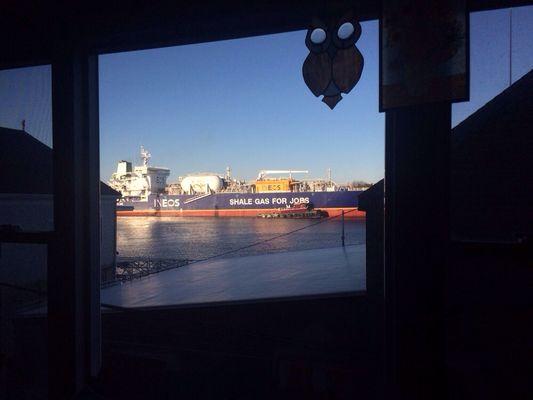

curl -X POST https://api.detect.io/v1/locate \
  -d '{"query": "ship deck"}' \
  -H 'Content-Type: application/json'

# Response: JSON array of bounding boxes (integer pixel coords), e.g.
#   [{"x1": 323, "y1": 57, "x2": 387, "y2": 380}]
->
[{"x1": 101, "y1": 244, "x2": 366, "y2": 308}]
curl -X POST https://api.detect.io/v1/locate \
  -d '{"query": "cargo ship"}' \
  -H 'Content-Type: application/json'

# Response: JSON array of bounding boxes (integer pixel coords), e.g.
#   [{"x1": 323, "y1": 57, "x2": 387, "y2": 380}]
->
[{"x1": 109, "y1": 147, "x2": 367, "y2": 218}]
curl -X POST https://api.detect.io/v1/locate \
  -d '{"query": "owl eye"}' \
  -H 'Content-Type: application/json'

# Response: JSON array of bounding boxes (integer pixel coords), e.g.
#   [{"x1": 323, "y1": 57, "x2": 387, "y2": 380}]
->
[
  {"x1": 310, "y1": 28, "x2": 326, "y2": 44},
  {"x1": 337, "y1": 22, "x2": 354, "y2": 39}
]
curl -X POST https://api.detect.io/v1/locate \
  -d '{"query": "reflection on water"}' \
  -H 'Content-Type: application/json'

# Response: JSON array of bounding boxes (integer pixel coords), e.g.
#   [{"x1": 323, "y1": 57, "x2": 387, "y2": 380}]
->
[{"x1": 117, "y1": 217, "x2": 365, "y2": 260}]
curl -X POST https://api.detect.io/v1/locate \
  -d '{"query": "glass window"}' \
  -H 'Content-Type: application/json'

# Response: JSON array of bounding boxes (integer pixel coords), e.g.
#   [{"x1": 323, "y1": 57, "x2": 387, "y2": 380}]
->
[{"x1": 98, "y1": 21, "x2": 383, "y2": 307}]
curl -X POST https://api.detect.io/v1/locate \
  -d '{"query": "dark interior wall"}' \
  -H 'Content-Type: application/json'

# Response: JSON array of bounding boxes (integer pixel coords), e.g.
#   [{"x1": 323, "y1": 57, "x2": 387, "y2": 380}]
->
[
  {"x1": 446, "y1": 242, "x2": 532, "y2": 399},
  {"x1": 13, "y1": 294, "x2": 373, "y2": 399},
  {"x1": 0, "y1": 0, "x2": 380, "y2": 69},
  {"x1": 3, "y1": 0, "x2": 533, "y2": 69}
]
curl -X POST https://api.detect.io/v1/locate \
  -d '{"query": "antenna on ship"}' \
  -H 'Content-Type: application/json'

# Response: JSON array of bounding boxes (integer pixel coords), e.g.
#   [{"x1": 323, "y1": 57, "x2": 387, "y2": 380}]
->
[
  {"x1": 21, "y1": 119, "x2": 26, "y2": 132},
  {"x1": 328, "y1": 168, "x2": 332, "y2": 184},
  {"x1": 140, "y1": 146, "x2": 151, "y2": 166}
]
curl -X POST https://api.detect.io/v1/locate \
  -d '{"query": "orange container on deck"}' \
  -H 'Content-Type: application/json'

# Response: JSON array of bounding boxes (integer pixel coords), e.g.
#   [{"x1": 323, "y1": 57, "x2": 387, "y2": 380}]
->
[{"x1": 255, "y1": 178, "x2": 293, "y2": 193}]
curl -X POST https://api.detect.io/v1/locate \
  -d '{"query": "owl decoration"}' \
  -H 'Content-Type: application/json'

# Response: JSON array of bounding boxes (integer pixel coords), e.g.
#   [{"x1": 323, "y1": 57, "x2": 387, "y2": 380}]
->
[{"x1": 302, "y1": 17, "x2": 364, "y2": 109}]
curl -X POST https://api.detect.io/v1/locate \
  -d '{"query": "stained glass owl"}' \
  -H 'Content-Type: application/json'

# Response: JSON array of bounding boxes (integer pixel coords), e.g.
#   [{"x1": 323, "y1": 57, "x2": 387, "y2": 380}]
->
[{"x1": 302, "y1": 18, "x2": 364, "y2": 109}]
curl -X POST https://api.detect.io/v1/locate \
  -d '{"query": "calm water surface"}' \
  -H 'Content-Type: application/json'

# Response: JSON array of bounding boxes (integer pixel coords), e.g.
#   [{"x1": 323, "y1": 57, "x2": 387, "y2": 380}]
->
[{"x1": 117, "y1": 217, "x2": 365, "y2": 260}]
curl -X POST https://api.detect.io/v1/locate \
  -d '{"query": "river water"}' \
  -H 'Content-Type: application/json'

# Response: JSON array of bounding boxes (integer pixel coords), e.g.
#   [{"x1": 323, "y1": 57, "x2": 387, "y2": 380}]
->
[{"x1": 117, "y1": 217, "x2": 366, "y2": 261}]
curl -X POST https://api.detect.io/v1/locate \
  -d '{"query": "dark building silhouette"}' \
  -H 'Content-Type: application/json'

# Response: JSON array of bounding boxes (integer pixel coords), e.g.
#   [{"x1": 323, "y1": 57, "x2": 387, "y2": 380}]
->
[
  {"x1": 0, "y1": 126, "x2": 120, "y2": 283},
  {"x1": 452, "y1": 69, "x2": 533, "y2": 242}
]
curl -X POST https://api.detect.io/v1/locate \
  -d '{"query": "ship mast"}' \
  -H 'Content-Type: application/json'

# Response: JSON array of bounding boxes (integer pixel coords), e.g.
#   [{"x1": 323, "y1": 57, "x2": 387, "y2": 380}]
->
[{"x1": 140, "y1": 146, "x2": 151, "y2": 166}]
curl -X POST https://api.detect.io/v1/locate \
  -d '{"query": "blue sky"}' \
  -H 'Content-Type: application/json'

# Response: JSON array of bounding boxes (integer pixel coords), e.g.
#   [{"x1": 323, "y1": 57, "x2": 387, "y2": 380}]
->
[
  {"x1": 1, "y1": 6, "x2": 532, "y2": 183},
  {"x1": 98, "y1": 21, "x2": 383, "y2": 183}
]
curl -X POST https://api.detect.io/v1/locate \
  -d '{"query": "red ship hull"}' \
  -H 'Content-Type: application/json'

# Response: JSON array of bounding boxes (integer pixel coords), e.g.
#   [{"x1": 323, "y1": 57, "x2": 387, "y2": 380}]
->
[{"x1": 117, "y1": 207, "x2": 365, "y2": 218}]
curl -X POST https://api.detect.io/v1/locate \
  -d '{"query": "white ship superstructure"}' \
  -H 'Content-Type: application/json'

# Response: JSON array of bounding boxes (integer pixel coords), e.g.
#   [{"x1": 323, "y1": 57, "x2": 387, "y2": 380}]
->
[{"x1": 109, "y1": 146, "x2": 170, "y2": 199}]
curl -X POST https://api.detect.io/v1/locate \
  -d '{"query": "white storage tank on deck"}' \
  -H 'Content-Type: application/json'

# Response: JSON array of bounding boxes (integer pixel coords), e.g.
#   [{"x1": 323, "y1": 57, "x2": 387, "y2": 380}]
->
[{"x1": 181, "y1": 174, "x2": 224, "y2": 194}]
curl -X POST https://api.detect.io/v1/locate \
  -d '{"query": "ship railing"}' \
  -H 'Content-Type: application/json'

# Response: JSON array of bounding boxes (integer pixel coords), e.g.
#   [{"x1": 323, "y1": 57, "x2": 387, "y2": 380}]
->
[{"x1": 183, "y1": 193, "x2": 212, "y2": 204}]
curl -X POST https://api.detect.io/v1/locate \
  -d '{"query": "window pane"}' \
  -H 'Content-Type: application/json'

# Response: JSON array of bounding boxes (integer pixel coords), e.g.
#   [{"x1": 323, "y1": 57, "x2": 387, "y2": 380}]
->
[{"x1": 99, "y1": 22, "x2": 383, "y2": 306}]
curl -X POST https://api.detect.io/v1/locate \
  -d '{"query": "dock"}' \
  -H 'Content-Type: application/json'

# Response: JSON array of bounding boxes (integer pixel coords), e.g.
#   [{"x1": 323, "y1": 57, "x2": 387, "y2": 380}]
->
[{"x1": 102, "y1": 244, "x2": 366, "y2": 308}]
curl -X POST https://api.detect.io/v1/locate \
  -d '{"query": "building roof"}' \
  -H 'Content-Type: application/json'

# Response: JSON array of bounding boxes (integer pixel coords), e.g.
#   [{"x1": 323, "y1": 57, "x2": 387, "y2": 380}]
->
[
  {"x1": 355, "y1": 70, "x2": 532, "y2": 242},
  {"x1": 358, "y1": 179, "x2": 383, "y2": 212},
  {"x1": 451, "y1": 69, "x2": 533, "y2": 240},
  {"x1": 0, "y1": 126, "x2": 120, "y2": 196}
]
